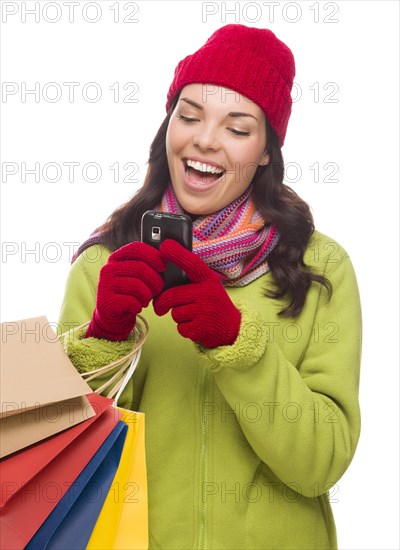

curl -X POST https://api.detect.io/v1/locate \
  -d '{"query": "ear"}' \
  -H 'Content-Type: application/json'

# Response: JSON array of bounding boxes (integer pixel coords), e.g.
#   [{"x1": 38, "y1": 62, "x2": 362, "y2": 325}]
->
[{"x1": 258, "y1": 151, "x2": 270, "y2": 167}]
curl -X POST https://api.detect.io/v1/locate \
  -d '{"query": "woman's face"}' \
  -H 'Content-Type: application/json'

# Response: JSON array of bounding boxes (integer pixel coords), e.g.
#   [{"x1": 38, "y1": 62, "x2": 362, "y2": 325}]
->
[{"x1": 165, "y1": 83, "x2": 270, "y2": 216}]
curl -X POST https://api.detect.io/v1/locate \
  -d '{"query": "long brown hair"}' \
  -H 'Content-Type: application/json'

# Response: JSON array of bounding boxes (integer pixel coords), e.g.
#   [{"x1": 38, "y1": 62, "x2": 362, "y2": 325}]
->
[{"x1": 94, "y1": 93, "x2": 331, "y2": 317}]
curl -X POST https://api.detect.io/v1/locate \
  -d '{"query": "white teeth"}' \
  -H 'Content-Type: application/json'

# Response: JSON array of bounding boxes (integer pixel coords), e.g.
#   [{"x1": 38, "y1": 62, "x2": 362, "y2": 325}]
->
[{"x1": 186, "y1": 159, "x2": 224, "y2": 175}]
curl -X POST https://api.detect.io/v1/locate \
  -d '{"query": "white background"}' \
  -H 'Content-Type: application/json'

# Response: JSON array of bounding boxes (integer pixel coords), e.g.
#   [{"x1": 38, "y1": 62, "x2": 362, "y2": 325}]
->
[{"x1": 1, "y1": 1, "x2": 399, "y2": 549}]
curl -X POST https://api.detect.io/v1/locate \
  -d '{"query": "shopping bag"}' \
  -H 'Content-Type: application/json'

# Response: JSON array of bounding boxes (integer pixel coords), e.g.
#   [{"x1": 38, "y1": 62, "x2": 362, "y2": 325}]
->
[
  {"x1": 61, "y1": 318, "x2": 149, "y2": 549},
  {"x1": 0, "y1": 402, "x2": 122, "y2": 549},
  {"x1": 25, "y1": 420, "x2": 128, "y2": 550},
  {"x1": 0, "y1": 316, "x2": 95, "y2": 457},
  {"x1": 87, "y1": 409, "x2": 148, "y2": 550},
  {"x1": 0, "y1": 392, "x2": 112, "y2": 509}
]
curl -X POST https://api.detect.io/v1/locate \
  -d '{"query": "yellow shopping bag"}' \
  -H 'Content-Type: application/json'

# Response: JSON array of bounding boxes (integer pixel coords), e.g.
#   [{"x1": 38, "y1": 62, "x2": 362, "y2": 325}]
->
[
  {"x1": 60, "y1": 316, "x2": 149, "y2": 549},
  {"x1": 87, "y1": 408, "x2": 148, "y2": 550}
]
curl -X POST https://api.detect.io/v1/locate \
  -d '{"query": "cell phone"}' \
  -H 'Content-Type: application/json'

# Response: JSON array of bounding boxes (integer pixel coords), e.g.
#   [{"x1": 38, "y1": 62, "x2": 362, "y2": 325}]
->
[{"x1": 141, "y1": 210, "x2": 193, "y2": 290}]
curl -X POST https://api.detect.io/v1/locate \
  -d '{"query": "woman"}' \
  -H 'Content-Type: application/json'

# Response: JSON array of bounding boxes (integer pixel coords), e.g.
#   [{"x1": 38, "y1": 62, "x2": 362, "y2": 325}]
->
[{"x1": 59, "y1": 24, "x2": 362, "y2": 550}]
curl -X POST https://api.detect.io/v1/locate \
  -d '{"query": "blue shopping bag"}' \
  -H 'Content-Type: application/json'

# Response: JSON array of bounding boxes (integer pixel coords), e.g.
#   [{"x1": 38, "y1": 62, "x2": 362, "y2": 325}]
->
[{"x1": 26, "y1": 419, "x2": 128, "y2": 550}]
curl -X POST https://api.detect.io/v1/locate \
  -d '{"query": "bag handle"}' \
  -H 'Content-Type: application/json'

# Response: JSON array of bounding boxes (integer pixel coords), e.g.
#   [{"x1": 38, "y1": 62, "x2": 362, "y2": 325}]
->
[
  {"x1": 113, "y1": 348, "x2": 142, "y2": 404},
  {"x1": 59, "y1": 315, "x2": 149, "y2": 404}
]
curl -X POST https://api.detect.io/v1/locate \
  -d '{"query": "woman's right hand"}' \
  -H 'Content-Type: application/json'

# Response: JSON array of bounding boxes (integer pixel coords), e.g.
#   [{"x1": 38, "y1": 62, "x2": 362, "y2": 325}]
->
[{"x1": 85, "y1": 242, "x2": 167, "y2": 341}]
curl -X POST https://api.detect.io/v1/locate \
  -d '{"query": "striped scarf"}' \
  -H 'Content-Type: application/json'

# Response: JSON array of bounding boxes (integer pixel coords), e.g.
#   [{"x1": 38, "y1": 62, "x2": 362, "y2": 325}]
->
[
  {"x1": 159, "y1": 183, "x2": 279, "y2": 287},
  {"x1": 71, "y1": 184, "x2": 280, "y2": 287}
]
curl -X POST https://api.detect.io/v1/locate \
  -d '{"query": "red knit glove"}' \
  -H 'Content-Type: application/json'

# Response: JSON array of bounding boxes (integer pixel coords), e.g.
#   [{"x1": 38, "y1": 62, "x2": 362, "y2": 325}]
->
[
  {"x1": 153, "y1": 239, "x2": 241, "y2": 348},
  {"x1": 86, "y1": 242, "x2": 166, "y2": 341}
]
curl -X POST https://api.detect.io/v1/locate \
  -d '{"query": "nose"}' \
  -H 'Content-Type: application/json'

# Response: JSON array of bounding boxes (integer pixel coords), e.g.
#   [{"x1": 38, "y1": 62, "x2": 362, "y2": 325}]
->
[{"x1": 192, "y1": 122, "x2": 220, "y2": 151}]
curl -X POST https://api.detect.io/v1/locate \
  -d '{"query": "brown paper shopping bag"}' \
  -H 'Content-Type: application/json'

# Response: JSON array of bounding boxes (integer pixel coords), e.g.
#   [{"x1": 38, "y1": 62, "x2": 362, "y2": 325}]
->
[{"x1": 0, "y1": 316, "x2": 95, "y2": 457}]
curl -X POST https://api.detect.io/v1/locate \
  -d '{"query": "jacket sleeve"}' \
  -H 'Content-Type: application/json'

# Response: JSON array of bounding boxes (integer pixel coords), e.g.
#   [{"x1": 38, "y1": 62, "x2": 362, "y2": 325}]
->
[
  {"x1": 196, "y1": 255, "x2": 362, "y2": 497},
  {"x1": 57, "y1": 246, "x2": 139, "y2": 410},
  {"x1": 58, "y1": 251, "x2": 100, "y2": 335}
]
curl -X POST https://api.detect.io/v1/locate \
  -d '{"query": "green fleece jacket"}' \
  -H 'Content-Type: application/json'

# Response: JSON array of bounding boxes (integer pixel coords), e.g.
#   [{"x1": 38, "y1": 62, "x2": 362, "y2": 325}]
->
[{"x1": 58, "y1": 230, "x2": 362, "y2": 550}]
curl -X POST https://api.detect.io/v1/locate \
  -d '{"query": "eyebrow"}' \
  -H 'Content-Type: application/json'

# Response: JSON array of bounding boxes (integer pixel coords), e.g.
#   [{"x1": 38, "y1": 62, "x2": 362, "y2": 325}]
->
[{"x1": 180, "y1": 97, "x2": 259, "y2": 122}]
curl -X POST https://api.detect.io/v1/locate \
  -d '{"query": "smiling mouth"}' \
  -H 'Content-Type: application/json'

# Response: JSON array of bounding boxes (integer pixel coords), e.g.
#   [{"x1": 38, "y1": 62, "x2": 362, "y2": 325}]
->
[{"x1": 183, "y1": 158, "x2": 226, "y2": 185}]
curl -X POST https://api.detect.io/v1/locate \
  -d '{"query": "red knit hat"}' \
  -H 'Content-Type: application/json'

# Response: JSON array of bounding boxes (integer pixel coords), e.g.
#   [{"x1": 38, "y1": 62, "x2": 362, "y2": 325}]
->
[{"x1": 166, "y1": 24, "x2": 295, "y2": 147}]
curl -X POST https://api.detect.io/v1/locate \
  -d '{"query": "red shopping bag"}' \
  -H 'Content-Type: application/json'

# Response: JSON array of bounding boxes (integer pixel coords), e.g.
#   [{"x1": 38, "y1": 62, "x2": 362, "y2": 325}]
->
[
  {"x1": 0, "y1": 393, "x2": 111, "y2": 509},
  {"x1": 0, "y1": 394, "x2": 121, "y2": 550}
]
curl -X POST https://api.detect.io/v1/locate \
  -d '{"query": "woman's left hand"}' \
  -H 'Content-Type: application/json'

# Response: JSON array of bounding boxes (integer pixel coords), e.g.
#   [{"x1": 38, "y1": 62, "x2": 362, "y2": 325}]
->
[{"x1": 153, "y1": 239, "x2": 241, "y2": 348}]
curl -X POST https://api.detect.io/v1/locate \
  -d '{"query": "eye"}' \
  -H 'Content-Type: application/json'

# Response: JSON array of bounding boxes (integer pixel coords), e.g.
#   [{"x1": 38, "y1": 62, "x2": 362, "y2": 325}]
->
[
  {"x1": 177, "y1": 113, "x2": 198, "y2": 123},
  {"x1": 229, "y1": 128, "x2": 250, "y2": 137}
]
